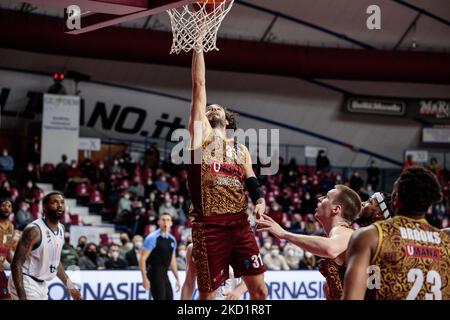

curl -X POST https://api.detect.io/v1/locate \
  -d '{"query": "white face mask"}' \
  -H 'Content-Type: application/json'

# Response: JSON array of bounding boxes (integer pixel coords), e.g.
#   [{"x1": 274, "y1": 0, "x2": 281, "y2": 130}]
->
[
  {"x1": 134, "y1": 242, "x2": 143, "y2": 249},
  {"x1": 111, "y1": 251, "x2": 119, "y2": 259},
  {"x1": 27, "y1": 182, "x2": 33, "y2": 189},
  {"x1": 264, "y1": 242, "x2": 271, "y2": 250},
  {"x1": 271, "y1": 249, "x2": 280, "y2": 257},
  {"x1": 124, "y1": 194, "x2": 130, "y2": 200},
  {"x1": 179, "y1": 250, "x2": 186, "y2": 259},
  {"x1": 2, "y1": 151, "x2": 8, "y2": 156}
]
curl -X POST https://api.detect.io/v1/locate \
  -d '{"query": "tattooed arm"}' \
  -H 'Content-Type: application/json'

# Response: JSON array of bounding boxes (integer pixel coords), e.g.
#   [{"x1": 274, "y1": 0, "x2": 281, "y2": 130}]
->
[{"x1": 11, "y1": 225, "x2": 40, "y2": 300}]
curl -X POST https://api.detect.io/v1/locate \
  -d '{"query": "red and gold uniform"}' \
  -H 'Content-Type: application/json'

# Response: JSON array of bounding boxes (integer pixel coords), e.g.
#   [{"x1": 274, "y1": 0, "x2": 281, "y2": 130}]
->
[
  {"x1": 370, "y1": 216, "x2": 450, "y2": 300},
  {"x1": 188, "y1": 133, "x2": 265, "y2": 292},
  {"x1": 0, "y1": 220, "x2": 14, "y2": 300}
]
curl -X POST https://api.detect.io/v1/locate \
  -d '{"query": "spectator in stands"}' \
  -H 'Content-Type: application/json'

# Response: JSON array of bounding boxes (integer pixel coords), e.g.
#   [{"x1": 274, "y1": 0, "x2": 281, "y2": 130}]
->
[
  {"x1": 349, "y1": 171, "x2": 364, "y2": 192},
  {"x1": 105, "y1": 244, "x2": 128, "y2": 270},
  {"x1": 316, "y1": 150, "x2": 331, "y2": 172},
  {"x1": 158, "y1": 193, "x2": 178, "y2": 222},
  {"x1": 427, "y1": 158, "x2": 442, "y2": 180},
  {"x1": 128, "y1": 177, "x2": 145, "y2": 199},
  {"x1": 299, "y1": 251, "x2": 317, "y2": 270},
  {"x1": 15, "y1": 201, "x2": 34, "y2": 229},
  {"x1": 21, "y1": 163, "x2": 39, "y2": 186},
  {"x1": 268, "y1": 202, "x2": 284, "y2": 226},
  {"x1": 54, "y1": 154, "x2": 70, "y2": 191},
  {"x1": 0, "y1": 181, "x2": 13, "y2": 200},
  {"x1": 61, "y1": 241, "x2": 79, "y2": 269},
  {"x1": 301, "y1": 192, "x2": 316, "y2": 216},
  {"x1": 110, "y1": 159, "x2": 122, "y2": 177},
  {"x1": 0, "y1": 149, "x2": 14, "y2": 175},
  {"x1": 125, "y1": 235, "x2": 143, "y2": 268},
  {"x1": 283, "y1": 243, "x2": 304, "y2": 270},
  {"x1": 80, "y1": 158, "x2": 98, "y2": 183},
  {"x1": 66, "y1": 160, "x2": 89, "y2": 196},
  {"x1": 76, "y1": 235, "x2": 87, "y2": 254},
  {"x1": 366, "y1": 160, "x2": 380, "y2": 190},
  {"x1": 402, "y1": 154, "x2": 416, "y2": 171},
  {"x1": 176, "y1": 244, "x2": 187, "y2": 271},
  {"x1": 78, "y1": 243, "x2": 106, "y2": 270},
  {"x1": 119, "y1": 232, "x2": 133, "y2": 257},
  {"x1": 116, "y1": 192, "x2": 132, "y2": 223},
  {"x1": 20, "y1": 180, "x2": 38, "y2": 205},
  {"x1": 155, "y1": 175, "x2": 169, "y2": 193},
  {"x1": 145, "y1": 143, "x2": 161, "y2": 170},
  {"x1": 263, "y1": 244, "x2": 289, "y2": 270},
  {"x1": 260, "y1": 237, "x2": 273, "y2": 256},
  {"x1": 95, "y1": 161, "x2": 109, "y2": 190},
  {"x1": 29, "y1": 136, "x2": 41, "y2": 165}
]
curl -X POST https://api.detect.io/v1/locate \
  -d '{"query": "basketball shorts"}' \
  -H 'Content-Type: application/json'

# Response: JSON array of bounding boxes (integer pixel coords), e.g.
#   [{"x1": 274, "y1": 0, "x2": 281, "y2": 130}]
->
[
  {"x1": 192, "y1": 212, "x2": 265, "y2": 293},
  {"x1": 8, "y1": 274, "x2": 49, "y2": 300}
]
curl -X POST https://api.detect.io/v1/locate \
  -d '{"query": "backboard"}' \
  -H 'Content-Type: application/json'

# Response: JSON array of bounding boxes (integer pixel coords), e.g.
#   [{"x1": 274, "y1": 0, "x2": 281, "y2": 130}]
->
[{"x1": 21, "y1": 0, "x2": 197, "y2": 34}]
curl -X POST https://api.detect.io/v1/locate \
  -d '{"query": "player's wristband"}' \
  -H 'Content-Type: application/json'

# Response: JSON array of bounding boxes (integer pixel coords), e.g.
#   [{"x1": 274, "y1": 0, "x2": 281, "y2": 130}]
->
[{"x1": 245, "y1": 177, "x2": 264, "y2": 204}]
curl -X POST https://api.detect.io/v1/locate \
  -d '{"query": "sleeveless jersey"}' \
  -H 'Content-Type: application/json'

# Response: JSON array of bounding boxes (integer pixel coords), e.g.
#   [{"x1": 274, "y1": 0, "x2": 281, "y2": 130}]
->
[
  {"x1": 371, "y1": 215, "x2": 450, "y2": 300},
  {"x1": 22, "y1": 218, "x2": 65, "y2": 282},
  {"x1": 188, "y1": 133, "x2": 247, "y2": 217},
  {"x1": 317, "y1": 224, "x2": 353, "y2": 300},
  {"x1": 0, "y1": 221, "x2": 14, "y2": 266}
]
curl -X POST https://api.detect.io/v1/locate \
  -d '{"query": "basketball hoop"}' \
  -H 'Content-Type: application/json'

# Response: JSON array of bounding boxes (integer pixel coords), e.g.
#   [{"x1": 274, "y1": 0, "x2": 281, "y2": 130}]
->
[{"x1": 166, "y1": 0, "x2": 234, "y2": 54}]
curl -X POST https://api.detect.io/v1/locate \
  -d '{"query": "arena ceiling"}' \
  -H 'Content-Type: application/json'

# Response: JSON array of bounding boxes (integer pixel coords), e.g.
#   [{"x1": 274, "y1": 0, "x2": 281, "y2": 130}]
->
[{"x1": 0, "y1": 0, "x2": 449, "y2": 83}]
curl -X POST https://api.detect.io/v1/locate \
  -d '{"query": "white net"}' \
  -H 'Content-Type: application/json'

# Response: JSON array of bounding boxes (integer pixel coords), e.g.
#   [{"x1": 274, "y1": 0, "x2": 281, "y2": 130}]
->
[{"x1": 166, "y1": 0, "x2": 235, "y2": 54}]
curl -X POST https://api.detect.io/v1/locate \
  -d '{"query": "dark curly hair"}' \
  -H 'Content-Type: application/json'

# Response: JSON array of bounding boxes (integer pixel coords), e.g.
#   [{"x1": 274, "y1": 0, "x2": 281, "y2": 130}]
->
[
  {"x1": 395, "y1": 167, "x2": 442, "y2": 215},
  {"x1": 222, "y1": 106, "x2": 237, "y2": 131}
]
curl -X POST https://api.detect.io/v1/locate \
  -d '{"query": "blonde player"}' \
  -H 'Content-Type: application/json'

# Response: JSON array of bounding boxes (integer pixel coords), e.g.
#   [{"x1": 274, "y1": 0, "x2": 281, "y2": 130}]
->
[{"x1": 9, "y1": 192, "x2": 82, "y2": 300}]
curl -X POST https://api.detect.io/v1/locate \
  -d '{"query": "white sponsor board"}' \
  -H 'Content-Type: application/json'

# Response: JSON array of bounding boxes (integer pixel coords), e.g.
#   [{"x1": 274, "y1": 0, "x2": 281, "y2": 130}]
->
[
  {"x1": 5, "y1": 270, "x2": 326, "y2": 300},
  {"x1": 422, "y1": 127, "x2": 450, "y2": 144},
  {"x1": 41, "y1": 94, "x2": 80, "y2": 166},
  {"x1": 79, "y1": 137, "x2": 101, "y2": 151}
]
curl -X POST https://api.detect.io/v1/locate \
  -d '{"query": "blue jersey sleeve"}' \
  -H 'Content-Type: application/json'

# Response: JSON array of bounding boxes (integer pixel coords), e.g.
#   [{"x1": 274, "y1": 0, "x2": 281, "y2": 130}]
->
[{"x1": 143, "y1": 232, "x2": 157, "y2": 251}]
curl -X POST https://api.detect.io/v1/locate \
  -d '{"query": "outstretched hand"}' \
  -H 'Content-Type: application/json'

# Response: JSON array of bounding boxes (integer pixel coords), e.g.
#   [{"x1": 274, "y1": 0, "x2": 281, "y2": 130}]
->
[
  {"x1": 253, "y1": 201, "x2": 265, "y2": 221},
  {"x1": 257, "y1": 214, "x2": 287, "y2": 239}
]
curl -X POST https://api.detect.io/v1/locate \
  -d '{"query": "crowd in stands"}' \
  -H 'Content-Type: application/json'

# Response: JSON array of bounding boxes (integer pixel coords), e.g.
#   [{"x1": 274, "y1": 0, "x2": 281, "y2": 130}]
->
[{"x1": 1, "y1": 144, "x2": 449, "y2": 271}]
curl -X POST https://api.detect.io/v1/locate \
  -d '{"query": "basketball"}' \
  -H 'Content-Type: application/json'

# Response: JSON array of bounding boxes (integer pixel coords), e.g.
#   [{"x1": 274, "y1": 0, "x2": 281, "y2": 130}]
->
[{"x1": 198, "y1": 0, "x2": 226, "y2": 14}]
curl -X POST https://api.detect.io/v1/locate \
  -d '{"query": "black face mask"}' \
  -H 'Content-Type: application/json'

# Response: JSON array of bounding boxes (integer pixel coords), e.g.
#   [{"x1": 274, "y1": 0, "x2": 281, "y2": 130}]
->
[
  {"x1": 86, "y1": 251, "x2": 97, "y2": 261},
  {"x1": 120, "y1": 239, "x2": 128, "y2": 245},
  {"x1": 0, "y1": 212, "x2": 10, "y2": 219}
]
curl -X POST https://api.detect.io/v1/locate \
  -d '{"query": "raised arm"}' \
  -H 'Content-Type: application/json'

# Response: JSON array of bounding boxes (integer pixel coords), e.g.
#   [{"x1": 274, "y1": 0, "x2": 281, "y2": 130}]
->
[
  {"x1": 11, "y1": 225, "x2": 40, "y2": 300},
  {"x1": 189, "y1": 51, "x2": 211, "y2": 149}
]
